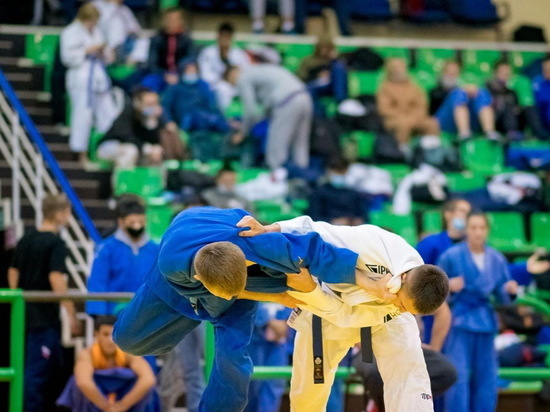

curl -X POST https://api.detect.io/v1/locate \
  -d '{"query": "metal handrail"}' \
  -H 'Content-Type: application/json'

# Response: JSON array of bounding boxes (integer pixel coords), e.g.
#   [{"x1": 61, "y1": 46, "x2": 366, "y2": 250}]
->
[{"x1": 0, "y1": 69, "x2": 101, "y2": 242}]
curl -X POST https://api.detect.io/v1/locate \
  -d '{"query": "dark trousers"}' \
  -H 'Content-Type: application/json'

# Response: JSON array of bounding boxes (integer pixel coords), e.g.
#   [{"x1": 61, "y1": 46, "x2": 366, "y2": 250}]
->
[
  {"x1": 24, "y1": 327, "x2": 63, "y2": 412},
  {"x1": 352, "y1": 347, "x2": 457, "y2": 412},
  {"x1": 294, "y1": 0, "x2": 352, "y2": 35}
]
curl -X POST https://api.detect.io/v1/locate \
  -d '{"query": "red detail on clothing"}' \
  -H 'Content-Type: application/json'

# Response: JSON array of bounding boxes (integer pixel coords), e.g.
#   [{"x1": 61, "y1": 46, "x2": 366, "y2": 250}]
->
[
  {"x1": 522, "y1": 346, "x2": 534, "y2": 365},
  {"x1": 167, "y1": 34, "x2": 177, "y2": 72}
]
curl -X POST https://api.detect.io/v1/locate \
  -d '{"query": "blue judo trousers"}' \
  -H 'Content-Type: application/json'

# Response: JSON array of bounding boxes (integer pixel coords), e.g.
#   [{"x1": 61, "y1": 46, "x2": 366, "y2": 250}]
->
[
  {"x1": 438, "y1": 242, "x2": 511, "y2": 412},
  {"x1": 113, "y1": 207, "x2": 358, "y2": 412}
]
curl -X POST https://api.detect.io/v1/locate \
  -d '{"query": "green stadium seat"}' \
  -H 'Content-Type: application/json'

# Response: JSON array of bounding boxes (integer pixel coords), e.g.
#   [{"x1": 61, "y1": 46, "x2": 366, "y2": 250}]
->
[
  {"x1": 459, "y1": 71, "x2": 486, "y2": 87},
  {"x1": 370, "y1": 212, "x2": 417, "y2": 245},
  {"x1": 486, "y1": 212, "x2": 533, "y2": 252},
  {"x1": 377, "y1": 164, "x2": 411, "y2": 186},
  {"x1": 508, "y1": 75, "x2": 535, "y2": 107},
  {"x1": 237, "y1": 168, "x2": 269, "y2": 183},
  {"x1": 225, "y1": 98, "x2": 243, "y2": 118},
  {"x1": 146, "y1": 203, "x2": 174, "y2": 241},
  {"x1": 411, "y1": 70, "x2": 437, "y2": 92},
  {"x1": 531, "y1": 213, "x2": 550, "y2": 249},
  {"x1": 87, "y1": 130, "x2": 111, "y2": 170},
  {"x1": 114, "y1": 167, "x2": 164, "y2": 197},
  {"x1": 107, "y1": 64, "x2": 137, "y2": 80},
  {"x1": 319, "y1": 97, "x2": 338, "y2": 118},
  {"x1": 342, "y1": 130, "x2": 376, "y2": 159},
  {"x1": 460, "y1": 138, "x2": 507, "y2": 175},
  {"x1": 291, "y1": 198, "x2": 309, "y2": 213},
  {"x1": 159, "y1": 0, "x2": 179, "y2": 9},
  {"x1": 180, "y1": 159, "x2": 203, "y2": 171},
  {"x1": 462, "y1": 50, "x2": 502, "y2": 75},
  {"x1": 276, "y1": 44, "x2": 315, "y2": 72},
  {"x1": 422, "y1": 210, "x2": 442, "y2": 234},
  {"x1": 446, "y1": 172, "x2": 486, "y2": 192},
  {"x1": 509, "y1": 51, "x2": 546, "y2": 70},
  {"x1": 373, "y1": 47, "x2": 410, "y2": 64},
  {"x1": 415, "y1": 48, "x2": 456, "y2": 73},
  {"x1": 25, "y1": 33, "x2": 60, "y2": 91},
  {"x1": 348, "y1": 71, "x2": 384, "y2": 96}
]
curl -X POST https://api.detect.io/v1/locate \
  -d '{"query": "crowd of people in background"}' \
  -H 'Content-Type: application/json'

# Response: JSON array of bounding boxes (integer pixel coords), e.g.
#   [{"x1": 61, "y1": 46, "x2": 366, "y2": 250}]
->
[{"x1": 8, "y1": 1, "x2": 550, "y2": 412}]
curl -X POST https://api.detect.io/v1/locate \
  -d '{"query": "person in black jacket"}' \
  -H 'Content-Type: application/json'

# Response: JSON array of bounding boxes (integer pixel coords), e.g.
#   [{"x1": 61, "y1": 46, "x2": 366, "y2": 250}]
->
[
  {"x1": 307, "y1": 158, "x2": 366, "y2": 225},
  {"x1": 486, "y1": 61, "x2": 549, "y2": 141},
  {"x1": 97, "y1": 87, "x2": 185, "y2": 168},
  {"x1": 141, "y1": 7, "x2": 195, "y2": 93}
]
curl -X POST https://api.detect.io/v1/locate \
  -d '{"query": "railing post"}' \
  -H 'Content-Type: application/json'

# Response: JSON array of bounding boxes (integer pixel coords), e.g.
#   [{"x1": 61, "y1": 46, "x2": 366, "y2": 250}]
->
[
  {"x1": 9, "y1": 291, "x2": 24, "y2": 412},
  {"x1": 34, "y1": 153, "x2": 43, "y2": 226},
  {"x1": 10, "y1": 112, "x2": 20, "y2": 226}
]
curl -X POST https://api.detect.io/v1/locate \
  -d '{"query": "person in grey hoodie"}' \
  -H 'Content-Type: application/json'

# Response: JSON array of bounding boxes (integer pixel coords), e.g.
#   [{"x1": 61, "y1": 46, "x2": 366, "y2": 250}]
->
[{"x1": 224, "y1": 64, "x2": 313, "y2": 170}]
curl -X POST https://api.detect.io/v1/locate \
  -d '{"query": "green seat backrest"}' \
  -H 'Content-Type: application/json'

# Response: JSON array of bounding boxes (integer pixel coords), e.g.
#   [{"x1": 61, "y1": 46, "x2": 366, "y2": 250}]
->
[
  {"x1": 460, "y1": 139, "x2": 506, "y2": 175},
  {"x1": 459, "y1": 71, "x2": 486, "y2": 87},
  {"x1": 373, "y1": 47, "x2": 410, "y2": 64},
  {"x1": 147, "y1": 204, "x2": 173, "y2": 241},
  {"x1": 370, "y1": 212, "x2": 417, "y2": 245},
  {"x1": 25, "y1": 33, "x2": 60, "y2": 91},
  {"x1": 114, "y1": 167, "x2": 164, "y2": 197},
  {"x1": 531, "y1": 213, "x2": 550, "y2": 249},
  {"x1": 411, "y1": 70, "x2": 437, "y2": 92},
  {"x1": 487, "y1": 212, "x2": 530, "y2": 251},
  {"x1": 377, "y1": 164, "x2": 411, "y2": 186},
  {"x1": 508, "y1": 75, "x2": 535, "y2": 107},
  {"x1": 348, "y1": 71, "x2": 384, "y2": 96},
  {"x1": 159, "y1": 0, "x2": 179, "y2": 9},
  {"x1": 343, "y1": 130, "x2": 376, "y2": 159},
  {"x1": 509, "y1": 51, "x2": 546, "y2": 70},
  {"x1": 276, "y1": 43, "x2": 314, "y2": 72},
  {"x1": 446, "y1": 172, "x2": 486, "y2": 192},
  {"x1": 422, "y1": 210, "x2": 442, "y2": 234},
  {"x1": 416, "y1": 48, "x2": 456, "y2": 73},
  {"x1": 462, "y1": 50, "x2": 502, "y2": 75},
  {"x1": 237, "y1": 168, "x2": 269, "y2": 183},
  {"x1": 107, "y1": 64, "x2": 137, "y2": 80}
]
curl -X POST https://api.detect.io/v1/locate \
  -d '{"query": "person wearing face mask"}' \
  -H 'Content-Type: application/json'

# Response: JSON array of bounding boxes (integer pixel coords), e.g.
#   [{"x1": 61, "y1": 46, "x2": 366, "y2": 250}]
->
[
  {"x1": 307, "y1": 158, "x2": 366, "y2": 226},
  {"x1": 163, "y1": 58, "x2": 231, "y2": 136},
  {"x1": 87, "y1": 197, "x2": 160, "y2": 317},
  {"x1": 438, "y1": 212, "x2": 518, "y2": 412},
  {"x1": 97, "y1": 87, "x2": 185, "y2": 169},
  {"x1": 376, "y1": 58, "x2": 440, "y2": 150},
  {"x1": 201, "y1": 166, "x2": 254, "y2": 212},
  {"x1": 430, "y1": 60, "x2": 500, "y2": 141}
]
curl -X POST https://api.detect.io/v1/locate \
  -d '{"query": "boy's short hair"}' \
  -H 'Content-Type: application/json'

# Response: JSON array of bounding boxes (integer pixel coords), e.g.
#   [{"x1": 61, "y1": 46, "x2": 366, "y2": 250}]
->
[
  {"x1": 77, "y1": 2, "x2": 100, "y2": 22},
  {"x1": 116, "y1": 195, "x2": 146, "y2": 219},
  {"x1": 194, "y1": 241, "x2": 247, "y2": 296},
  {"x1": 42, "y1": 194, "x2": 70, "y2": 221},
  {"x1": 162, "y1": 6, "x2": 184, "y2": 18},
  {"x1": 218, "y1": 22, "x2": 234, "y2": 35},
  {"x1": 406, "y1": 264, "x2": 449, "y2": 314},
  {"x1": 94, "y1": 315, "x2": 117, "y2": 331}
]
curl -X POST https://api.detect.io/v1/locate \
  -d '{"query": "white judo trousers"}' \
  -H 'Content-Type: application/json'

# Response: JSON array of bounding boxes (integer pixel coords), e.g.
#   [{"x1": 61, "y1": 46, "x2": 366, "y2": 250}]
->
[
  {"x1": 277, "y1": 217, "x2": 434, "y2": 412},
  {"x1": 61, "y1": 21, "x2": 118, "y2": 153}
]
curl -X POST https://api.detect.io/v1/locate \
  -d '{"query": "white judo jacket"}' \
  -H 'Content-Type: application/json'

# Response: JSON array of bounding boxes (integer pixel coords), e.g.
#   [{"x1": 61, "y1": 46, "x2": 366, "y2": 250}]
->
[{"x1": 278, "y1": 216, "x2": 434, "y2": 412}]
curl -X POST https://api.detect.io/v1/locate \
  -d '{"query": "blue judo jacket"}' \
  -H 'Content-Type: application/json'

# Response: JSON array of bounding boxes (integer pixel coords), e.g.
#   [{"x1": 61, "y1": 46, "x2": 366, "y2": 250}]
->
[{"x1": 146, "y1": 207, "x2": 359, "y2": 318}]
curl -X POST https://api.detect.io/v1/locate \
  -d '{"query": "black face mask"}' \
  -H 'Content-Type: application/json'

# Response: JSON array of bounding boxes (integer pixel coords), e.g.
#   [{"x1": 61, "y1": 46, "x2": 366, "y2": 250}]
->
[{"x1": 126, "y1": 226, "x2": 145, "y2": 239}]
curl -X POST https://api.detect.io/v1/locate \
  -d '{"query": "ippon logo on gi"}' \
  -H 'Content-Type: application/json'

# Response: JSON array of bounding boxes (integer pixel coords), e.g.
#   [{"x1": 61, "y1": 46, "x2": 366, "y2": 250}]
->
[
  {"x1": 365, "y1": 264, "x2": 392, "y2": 275},
  {"x1": 421, "y1": 393, "x2": 432, "y2": 400}
]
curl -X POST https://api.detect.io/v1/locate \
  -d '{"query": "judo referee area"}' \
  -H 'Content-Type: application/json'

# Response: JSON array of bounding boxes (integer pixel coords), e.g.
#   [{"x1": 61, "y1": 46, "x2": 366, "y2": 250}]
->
[{"x1": 2, "y1": 289, "x2": 550, "y2": 412}]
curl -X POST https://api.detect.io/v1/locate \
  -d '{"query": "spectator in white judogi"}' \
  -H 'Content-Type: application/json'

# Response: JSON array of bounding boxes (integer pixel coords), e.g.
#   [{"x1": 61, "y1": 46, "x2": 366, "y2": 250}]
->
[
  {"x1": 197, "y1": 22, "x2": 250, "y2": 110},
  {"x1": 61, "y1": 3, "x2": 118, "y2": 164}
]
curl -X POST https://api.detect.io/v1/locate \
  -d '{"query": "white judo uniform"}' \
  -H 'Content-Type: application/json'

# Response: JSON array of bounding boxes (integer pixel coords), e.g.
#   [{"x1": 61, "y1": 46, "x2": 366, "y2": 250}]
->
[
  {"x1": 198, "y1": 44, "x2": 250, "y2": 110},
  {"x1": 278, "y1": 216, "x2": 433, "y2": 412},
  {"x1": 61, "y1": 20, "x2": 118, "y2": 153}
]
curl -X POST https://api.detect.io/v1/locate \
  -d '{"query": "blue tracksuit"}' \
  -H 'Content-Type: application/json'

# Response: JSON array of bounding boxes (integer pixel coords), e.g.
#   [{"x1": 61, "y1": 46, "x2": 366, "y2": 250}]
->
[
  {"x1": 87, "y1": 230, "x2": 160, "y2": 315},
  {"x1": 438, "y1": 242, "x2": 511, "y2": 412},
  {"x1": 533, "y1": 75, "x2": 550, "y2": 130},
  {"x1": 416, "y1": 231, "x2": 462, "y2": 265},
  {"x1": 113, "y1": 207, "x2": 358, "y2": 412},
  {"x1": 435, "y1": 87, "x2": 493, "y2": 133}
]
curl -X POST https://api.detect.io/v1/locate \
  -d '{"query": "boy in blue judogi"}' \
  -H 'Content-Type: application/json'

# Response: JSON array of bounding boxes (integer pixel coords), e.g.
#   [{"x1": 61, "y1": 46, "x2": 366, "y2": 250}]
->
[
  {"x1": 113, "y1": 206, "x2": 359, "y2": 412},
  {"x1": 438, "y1": 212, "x2": 517, "y2": 412}
]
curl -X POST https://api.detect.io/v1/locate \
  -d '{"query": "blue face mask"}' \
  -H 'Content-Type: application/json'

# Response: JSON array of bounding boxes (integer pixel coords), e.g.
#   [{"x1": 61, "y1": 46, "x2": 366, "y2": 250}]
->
[
  {"x1": 329, "y1": 174, "x2": 346, "y2": 189},
  {"x1": 142, "y1": 106, "x2": 156, "y2": 117},
  {"x1": 451, "y1": 217, "x2": 466, "y2": 231},
  {"x1": 182, "y1": 73, "x2": 199, "y2": 84}
]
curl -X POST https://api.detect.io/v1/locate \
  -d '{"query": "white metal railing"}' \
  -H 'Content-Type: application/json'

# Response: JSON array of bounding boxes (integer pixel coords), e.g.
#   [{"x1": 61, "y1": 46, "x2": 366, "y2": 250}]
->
[{"x1": 0, "y1": 89, "x2": 93, "y2": 292}]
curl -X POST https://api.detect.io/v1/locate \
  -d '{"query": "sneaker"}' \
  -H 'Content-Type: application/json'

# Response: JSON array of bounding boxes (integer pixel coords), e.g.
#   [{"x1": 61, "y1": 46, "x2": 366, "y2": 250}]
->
[{"x1": 486, "y1": 130, "x2": 502, "y2": 141}]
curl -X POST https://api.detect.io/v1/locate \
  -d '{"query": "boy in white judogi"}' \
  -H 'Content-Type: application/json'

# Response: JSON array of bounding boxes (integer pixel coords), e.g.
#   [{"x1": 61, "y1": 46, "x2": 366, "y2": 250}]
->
[{"x1": 238, "y1": 216, "x2": 449, "y2": 412}]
